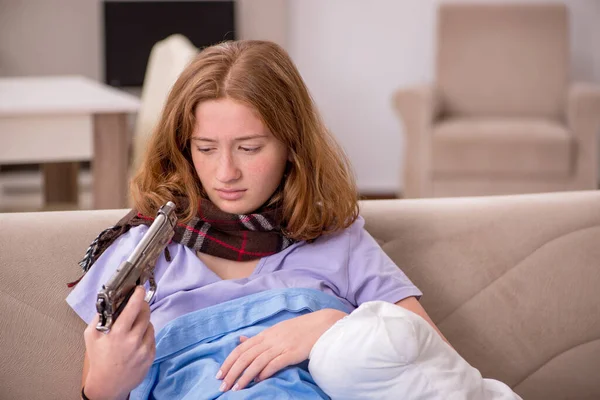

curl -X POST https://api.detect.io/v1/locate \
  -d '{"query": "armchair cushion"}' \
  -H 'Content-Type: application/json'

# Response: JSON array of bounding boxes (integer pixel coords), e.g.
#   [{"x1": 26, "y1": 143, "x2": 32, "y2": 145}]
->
[{"x1": 432, "y1": 118, "x2": 572, "y2": 177}]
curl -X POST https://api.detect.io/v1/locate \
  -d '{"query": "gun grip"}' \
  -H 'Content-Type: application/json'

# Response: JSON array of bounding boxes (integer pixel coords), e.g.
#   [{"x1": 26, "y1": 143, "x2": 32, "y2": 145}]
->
[{"x1": 113, "y1": 286, "x2": 137, "y2": 323}]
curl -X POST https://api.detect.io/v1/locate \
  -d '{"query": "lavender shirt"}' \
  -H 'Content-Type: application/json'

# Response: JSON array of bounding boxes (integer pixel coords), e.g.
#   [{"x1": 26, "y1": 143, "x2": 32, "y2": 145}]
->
[{"x1": 66, "y1": 216, "x2": 422, "y2": 332}]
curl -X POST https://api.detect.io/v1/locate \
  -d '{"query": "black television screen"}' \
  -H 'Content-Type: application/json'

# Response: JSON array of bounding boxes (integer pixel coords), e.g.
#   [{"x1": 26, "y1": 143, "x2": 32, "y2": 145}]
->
[{"x1": 103, "y1": 1, "x2": 235, "y2": 87}]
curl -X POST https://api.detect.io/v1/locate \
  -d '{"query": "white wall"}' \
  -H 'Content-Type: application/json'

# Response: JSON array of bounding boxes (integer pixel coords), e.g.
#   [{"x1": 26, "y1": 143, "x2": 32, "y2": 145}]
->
[
  {"x1": 287, "y1": 0, "x2": 600, "y2": 194},
  {"x1": 0, "y1": 0, "x2": 102, "y2": 79},
  {"x1": 0, "y1": 0, "x2": 286, "y2": 81}
]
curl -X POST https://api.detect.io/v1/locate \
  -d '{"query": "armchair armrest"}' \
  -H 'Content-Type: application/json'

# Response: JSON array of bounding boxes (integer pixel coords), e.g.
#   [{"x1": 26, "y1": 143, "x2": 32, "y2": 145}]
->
[
  {"x1": 567, "y1": 82, "x2": 600, "y2": 189},
  {"x1": 392, "y1": 84, "x2": 441, "y2": 198},
  {"x1": 567, "y1": 83, "x2": 600, "y2": 131},
  {"x1": 392, "y1": 84, "x2": 441, "y2": 135}
]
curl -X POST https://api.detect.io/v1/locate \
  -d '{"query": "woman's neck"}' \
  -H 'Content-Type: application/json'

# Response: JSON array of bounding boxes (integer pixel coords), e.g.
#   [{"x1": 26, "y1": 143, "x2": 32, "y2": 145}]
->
[{"x1": 196, "y1": 251, "x2": 259, "y2": 280}]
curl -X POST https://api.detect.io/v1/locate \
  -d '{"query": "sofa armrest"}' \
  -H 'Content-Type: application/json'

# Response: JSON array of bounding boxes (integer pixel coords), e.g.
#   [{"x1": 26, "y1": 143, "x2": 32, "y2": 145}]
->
[
  {"x1": 392, "y1": 84, "x2": 441, "y2": 198},
  {"x1": 567, "y1": 82, "x2": 600, "y2": 189}
]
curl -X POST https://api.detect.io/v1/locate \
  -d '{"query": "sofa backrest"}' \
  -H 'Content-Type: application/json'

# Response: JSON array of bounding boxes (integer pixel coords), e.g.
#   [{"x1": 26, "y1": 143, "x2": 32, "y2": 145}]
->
[
  {"x1": 1, "y1": 191, "x2": 599, "y2": 399},
  {"x1": 436, "y1": 3, "x2": 569, "y2": 119},
  {"x1": 360, "y1": 191, "x2": 600, "y2": 399}
]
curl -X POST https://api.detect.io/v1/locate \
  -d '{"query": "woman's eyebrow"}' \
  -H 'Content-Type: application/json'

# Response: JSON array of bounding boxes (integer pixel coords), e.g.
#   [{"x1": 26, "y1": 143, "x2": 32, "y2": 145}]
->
[
  {"x1": 235, "y1": 134, "x2": 269, "y2": 141},
  {"x1": 191, "y1": 137, "x2": 217, "y2": 142},
  {"x1": 191, "y1": 134, "x2": 269, "y2": 142}
]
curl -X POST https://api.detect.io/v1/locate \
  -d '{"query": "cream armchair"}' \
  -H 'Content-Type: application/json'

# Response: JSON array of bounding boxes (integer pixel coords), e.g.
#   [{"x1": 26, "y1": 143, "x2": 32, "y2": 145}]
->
[
  {"x1": 394, "y1": 3, "x2": 600, "y2": 198},
  {"x1": 131, "y1": 34, "x2": 198, "y2": 174}
]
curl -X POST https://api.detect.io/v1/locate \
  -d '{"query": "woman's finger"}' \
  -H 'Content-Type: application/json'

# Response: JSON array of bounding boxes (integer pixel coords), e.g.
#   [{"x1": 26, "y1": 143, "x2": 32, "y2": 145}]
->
[
  {"x1": 257, "y1": 354, "x2": 293, "y2": 382},
  {"x1": 84, "y1": 313, "x2": 102, "y2": 342},
  {"x1": 220, "y1": 342, "x2": 268, "y2": 392},
  {"x1": 112, "y1": 286, "x2": 146, "y2": 333},
  {"x1": 130, "y1": 299, "x2": 151, "y2": 338},
  {"x1": 231, "y1": 347, "x2": 281, "y2": 390},
  {"x1": 218, "y1": 335, "x2": 261, "y2": 379},
  {"x1": 141, "y1": 322, "x2": 156, "y2": 361}
]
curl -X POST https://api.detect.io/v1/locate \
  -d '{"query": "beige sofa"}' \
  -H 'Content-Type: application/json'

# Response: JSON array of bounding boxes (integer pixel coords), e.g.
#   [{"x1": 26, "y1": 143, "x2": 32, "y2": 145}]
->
[{"x1": 1, "y1": 191, "x2": 599, "y2": 399}]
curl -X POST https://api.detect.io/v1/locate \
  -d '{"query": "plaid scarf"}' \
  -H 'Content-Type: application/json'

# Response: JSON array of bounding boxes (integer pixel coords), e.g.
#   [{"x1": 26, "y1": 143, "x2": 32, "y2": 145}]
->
[{"x1": 69, "y1": 197, "x2": 293, "y2": 287}]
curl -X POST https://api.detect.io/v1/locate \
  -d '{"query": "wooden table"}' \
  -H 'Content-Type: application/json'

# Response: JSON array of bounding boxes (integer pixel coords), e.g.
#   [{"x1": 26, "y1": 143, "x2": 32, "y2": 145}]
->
[{"x1": 0, "y1": 76, "x2": 140, "y2": 209}]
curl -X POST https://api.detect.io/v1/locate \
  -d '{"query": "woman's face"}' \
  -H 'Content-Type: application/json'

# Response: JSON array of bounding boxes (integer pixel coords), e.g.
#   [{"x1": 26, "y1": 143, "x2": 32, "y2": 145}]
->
[{"x1": 190, "y1": 98, "x2": 289, "y2": 214}]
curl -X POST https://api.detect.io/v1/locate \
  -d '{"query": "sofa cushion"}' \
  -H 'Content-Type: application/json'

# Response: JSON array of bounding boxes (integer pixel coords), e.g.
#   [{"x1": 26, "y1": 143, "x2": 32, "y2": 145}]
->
[{"x1": 432, "y1": 118, "x2": 573, "y2": 177}]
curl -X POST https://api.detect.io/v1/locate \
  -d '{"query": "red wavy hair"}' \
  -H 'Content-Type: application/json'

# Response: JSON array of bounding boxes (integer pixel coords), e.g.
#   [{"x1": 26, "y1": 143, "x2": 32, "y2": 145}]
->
[{"x1": 130, "y1": 40, "x2": 359, "y2": 241}]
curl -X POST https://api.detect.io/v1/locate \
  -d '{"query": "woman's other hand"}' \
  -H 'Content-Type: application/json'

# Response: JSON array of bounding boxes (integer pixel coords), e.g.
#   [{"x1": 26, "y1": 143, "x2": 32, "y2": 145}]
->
[
  {"x1": 216, "y1": 308, "x2": 347, "y2": 392},
  {"x1": 83, "y1": 286, "x2": 156, "y2": 400}
]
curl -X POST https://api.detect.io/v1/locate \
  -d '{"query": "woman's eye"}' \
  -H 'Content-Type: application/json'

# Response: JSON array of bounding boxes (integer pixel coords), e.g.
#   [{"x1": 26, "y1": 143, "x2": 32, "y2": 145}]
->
[
  {"x1": 240, "y1": 146, "x2": 261, "y2": 153},
  {"x1": 196, "y1": 147, "x2": 214, "y2": 153}
]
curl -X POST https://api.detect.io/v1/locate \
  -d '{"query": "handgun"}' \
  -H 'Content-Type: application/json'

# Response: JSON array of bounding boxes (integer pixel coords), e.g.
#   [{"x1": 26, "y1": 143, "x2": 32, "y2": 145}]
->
[{"x1": 95, "y1": 201, "x2": 178, "y2": 333}]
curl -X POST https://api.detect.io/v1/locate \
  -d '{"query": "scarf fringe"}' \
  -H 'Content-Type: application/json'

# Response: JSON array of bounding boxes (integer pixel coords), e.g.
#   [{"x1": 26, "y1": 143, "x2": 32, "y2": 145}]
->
[{"x1": 67, "y1": 198, "x2": 293, "y2": 288}]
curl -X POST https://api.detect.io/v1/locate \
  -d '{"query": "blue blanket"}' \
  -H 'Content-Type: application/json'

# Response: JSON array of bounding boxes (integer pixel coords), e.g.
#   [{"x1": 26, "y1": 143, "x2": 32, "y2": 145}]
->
[{"x1": 130, "y1": 288, "x2": 351, "y2": 399}]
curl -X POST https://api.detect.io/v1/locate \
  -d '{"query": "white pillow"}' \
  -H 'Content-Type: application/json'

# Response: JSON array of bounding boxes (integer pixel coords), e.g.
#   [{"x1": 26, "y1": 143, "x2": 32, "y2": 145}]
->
[{"x1": 308, "y1": 301, "x2": 522, "y2": 400}]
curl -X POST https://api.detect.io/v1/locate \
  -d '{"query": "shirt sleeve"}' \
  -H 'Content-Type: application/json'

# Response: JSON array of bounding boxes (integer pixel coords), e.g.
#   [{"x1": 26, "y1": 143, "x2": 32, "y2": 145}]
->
[
  {"x1": 65, "y1": 225, "x2": 149, "y2": 325},
  {"x1": 344, "y1": 216, "x2": 422, "y2": 307}
]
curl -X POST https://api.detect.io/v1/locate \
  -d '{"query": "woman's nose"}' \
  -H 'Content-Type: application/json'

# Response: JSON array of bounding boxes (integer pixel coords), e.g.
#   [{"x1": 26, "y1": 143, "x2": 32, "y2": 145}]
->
[{"x1": 216, "y1": 152, "x2": 241, "y2": 183}]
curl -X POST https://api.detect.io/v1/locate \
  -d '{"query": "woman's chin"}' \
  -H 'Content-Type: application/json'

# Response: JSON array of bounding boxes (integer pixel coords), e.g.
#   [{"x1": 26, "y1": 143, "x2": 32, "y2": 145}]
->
[{"x1": 211, "y1": 198, "x2": 257, "y2": 215}]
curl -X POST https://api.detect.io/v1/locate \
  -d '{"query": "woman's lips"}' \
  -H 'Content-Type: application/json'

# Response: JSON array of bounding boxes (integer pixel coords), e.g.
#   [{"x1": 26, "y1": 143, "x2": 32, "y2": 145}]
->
[{"x1": 215, "y1": 189, "x2": 246, "y2": 200}]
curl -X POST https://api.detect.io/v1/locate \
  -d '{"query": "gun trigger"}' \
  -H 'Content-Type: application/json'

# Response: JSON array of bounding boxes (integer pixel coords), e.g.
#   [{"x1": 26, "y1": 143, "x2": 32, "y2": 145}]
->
[{"x1": 164, "y1": 247, "x2": 172, "y2": 262}]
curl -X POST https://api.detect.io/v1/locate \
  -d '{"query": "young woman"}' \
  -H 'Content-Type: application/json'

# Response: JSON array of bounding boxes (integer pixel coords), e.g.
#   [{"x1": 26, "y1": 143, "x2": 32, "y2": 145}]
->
[{"x1": 67, "y1": 40, "x2": 446, "y2": 399}]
